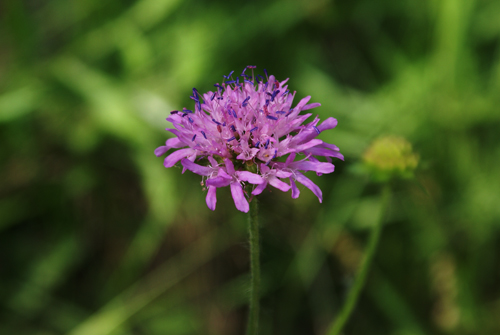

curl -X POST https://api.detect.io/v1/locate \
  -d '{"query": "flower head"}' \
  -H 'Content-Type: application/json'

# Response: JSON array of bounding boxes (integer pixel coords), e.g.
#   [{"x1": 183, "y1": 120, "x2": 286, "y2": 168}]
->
[
  {"x1": 362, "y1": 136, "x2": 418, "y2": 182},
  {"x1": 155, "y1": 66, "x2": 343, "y2": 212}
]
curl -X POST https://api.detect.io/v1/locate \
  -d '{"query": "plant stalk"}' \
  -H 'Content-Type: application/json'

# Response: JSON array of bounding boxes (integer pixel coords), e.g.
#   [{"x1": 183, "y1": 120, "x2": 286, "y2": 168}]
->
[
  {"x1": 328, "y1": 184, "x2": 391, "y2": 335},
  {"x1": 246, "y1": 197, "x2": 260, "y2": 335}
]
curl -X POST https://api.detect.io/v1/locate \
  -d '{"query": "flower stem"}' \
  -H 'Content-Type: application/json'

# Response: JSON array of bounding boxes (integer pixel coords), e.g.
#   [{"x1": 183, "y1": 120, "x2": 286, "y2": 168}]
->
[
  {"x1": 327, "y1": 184, "x2": 391, "y2": 335},
  {"x1": 246, "y1": 197, "x2": 260, "y2": 335}
]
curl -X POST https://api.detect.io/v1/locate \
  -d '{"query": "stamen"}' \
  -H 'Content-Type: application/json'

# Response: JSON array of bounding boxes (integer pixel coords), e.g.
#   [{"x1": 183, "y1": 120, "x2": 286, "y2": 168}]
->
[
  {"x1": 272, "y1": 149, "x2": 277, "y2": 159},
  {"x1": 255, "y1": 141, "x2": 261, "y2": 147},
  {"x1": 250, "y1": 126, "x2": 258, "y2": 132},
  {"x1": 225, "y1": 80, "x2": 236, "y2": 84},
  {"x1": 244, "y1": 79, "x2": 254, "y2": 84},
  {"x1": 170, "y1": 110, "x2": 179, "y2": 114},
  {"x1": 210, "y1": 92, "x2": 216, "y2": 101},
  {"x1": 271, "y1": 90, "x2": 280, "y2": 101},
  {"x1": 192, "y1": 134, "x2": 197, "y2": 141},
  {"x1": 183, "y1": 109, "x2": 193, "y2": 113},
  {"x1": 201, "y1": 131, "x2": 207, "y2": 139},
  {"x1": 227, "y1": 136, "x2": 236, "y2": 142},
  {"x1": 264, "y1": 139, "x2": 270, "y2": 149},
  {"x1": 313, "y1": 126, "x2": 320, "y2": 134},
  {"x1": 266, "y1": 115, "x2": 278, "y2": 121},
  {"x1": 242, "y1": 96, "x2": 250, "y2": 107},
  {"x1": 286, "y1": 108, "x2": 293, "y2": 117},
  {"x1": 276, "y1": 111, "x2": 286, "y2": 114},
  {"x1": 256, "y1": 75, "x2": 264, "y2": 83},
  {"x1": 214, "y1": 84, "x2": 224, "y2": 90},
  {"x1": 230, "y1": 125, "x2": 236, "y2": 132},
  {"x1": 212, "y1": 119, "x2": 221, "y2": 125},
  {"x1": 264, "y1": 69, "x2": 268, "y2": 78},
  {"x1": 188, "y1": 117, "x2": 194, "y2": 123}
]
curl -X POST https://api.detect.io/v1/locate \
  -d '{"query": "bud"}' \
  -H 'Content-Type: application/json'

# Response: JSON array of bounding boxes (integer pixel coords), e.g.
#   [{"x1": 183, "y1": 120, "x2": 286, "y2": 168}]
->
[{"x1": 362, "y1": 136, "x2": 418, "y2": 182}]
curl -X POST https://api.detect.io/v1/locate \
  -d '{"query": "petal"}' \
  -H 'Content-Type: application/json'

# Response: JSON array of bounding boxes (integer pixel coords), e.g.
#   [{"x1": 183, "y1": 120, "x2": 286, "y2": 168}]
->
[
  {"x1": 217, "y1": 168, "x2": 232, "y2": 180},
  {"x1": 318, "y1": 117, "x2": 338, "y2": 132},
  {"x1": 181, "y1": 158, "x2": 212, "y2": 176},
  {"x1": 305, "y1": 148, "x2": 344, "y2": 160},
  {"x1": 206, "y1": 186, "x2": 217, "y2": 211},
  {"x1": 295, "y1": 173, "x2": 323, "y2": 203},
  {"x1": 208, "y1": 156, "x2": 219, "y2": 167},
  {"x1": 268, "y1": 176, "x2": 291, "y2": 192},
  {"x1": 237, "y1": 171, "x2": 265, "y2": 184},
  {"x1": 230, "y1": 182, "x2": 249, "y2": 213},
  {"x1": 224, "y1": 158, "x2": 235, "y2": 175},
  {"x1": 206, "y1": 175, "x2": 231, "y2": 187},
  {"x1": 295, "y1": 95, "x2": 311, "y2": 111},
  {"x1": 301, "y1": 102, "x2": 321, "y2": 111},
  {"x1": 290, "y1": 177, "x2": 300, "y2": 199},
  {"x1": 164, "y1": 148, "x2": 195, "y2": 168},
  {"x1": 251, "y1": 182, "x2": 268, "y2": 196},
  {"x1": 275, "y1": 169, "x2": 293, "y2": 178},
  {"x1": 155, "y1": 146, "x2": 168, "y2": 157},
  {"x1": 285, "y1": 153, "x2": 296, "y2": 165},
  {"x1": 289, "y1": 160, "x2": 335, "y2": 174},
  {"x1": 294, "y1": 139, "x2": 323, "y2": 152}
]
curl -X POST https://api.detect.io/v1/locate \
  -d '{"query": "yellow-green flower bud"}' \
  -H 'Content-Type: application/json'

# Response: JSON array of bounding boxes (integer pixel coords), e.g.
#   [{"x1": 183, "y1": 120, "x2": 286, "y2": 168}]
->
[{"x1": 362, "y1": 136, "x2": 418, "y2": 182}]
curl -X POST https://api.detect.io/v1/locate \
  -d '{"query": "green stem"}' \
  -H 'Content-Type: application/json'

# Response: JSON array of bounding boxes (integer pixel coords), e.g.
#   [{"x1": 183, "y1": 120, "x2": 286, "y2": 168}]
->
[
  {"x1": 246, "y1": 197, "x2": 260, "y2": 335},
  {"x1": 328, "y1": 185, "x2": 391, "y2": 335}
]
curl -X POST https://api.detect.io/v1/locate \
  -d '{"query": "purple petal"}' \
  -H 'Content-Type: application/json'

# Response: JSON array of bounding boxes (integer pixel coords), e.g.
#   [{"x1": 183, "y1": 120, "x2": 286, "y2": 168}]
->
[
  {"x1": 164, "y1": 148, "x2": 195, "y2": 168},
  {"x1": 206, "y1": 186, "x2": 217, "y2": 211},
  {"x1": 295, "y1": 173, "x2": 323, "y2": 203},
  {"x1": 230, "y1": 182, "x2": 249, "y2": 213},
  {"x1": 208, "y1": 156, "x2": 219, "y2": 167},
  {"x1": 301, "y1": 102, "x2": 321, "y2": 111},
  {"x1": 285, "y1": 153, "x2": 296, "y2": 165},
  {"x1": 224, "y1": 159, "x2": 235, "y2": 175},
  {"x1": 206, "y1": 176, "x2": 231, "y2": 188},
  {"x1": 251, "y1": 182, "x2": 268, "y2": 196},
  {"x1": 275, "y1": 169, "x2": 293, "y2": 178},
  {"x1": 155, "y1": 138, "x2": 187, "y2": 157},
  {"x1": 295, "y1": 95, "x2": 311, "y2": 111},
  {"x1": 290, "y1": 177, "x2": 300, "y2": 199},
  {"x1": 289, "y1": 160, "x2": 335, "y2": 174},
  {"x1": 318, "y1": 117, "x2": 338, "y2": 132},
  {"x1": 268, "y1": 176, "x2": 291, "y2": 192},
  {"x1": 155, "y1": 146, "x2": 168, "y2": 157},
  {"x1": 319, "y1": 142, "x2": 341, "y2": 151},
  {"x1": 305, "y1": 148, "x2": 344, "y2": 160},
  {"x1": 181, "y1": 158, "x2": 212, "y2": 176},
  {"x1": 237, "y1": 171, "x2": 265, "y2": 184},
  {"x1": 294, "y1": 139, "x2": 323, "y2": 152}
]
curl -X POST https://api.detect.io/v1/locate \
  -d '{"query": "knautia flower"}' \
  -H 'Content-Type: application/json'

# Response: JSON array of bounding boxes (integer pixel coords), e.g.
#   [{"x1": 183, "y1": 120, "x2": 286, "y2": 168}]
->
[{"x1": 155, "y1": 66, "x2": 343, "y2": 212}]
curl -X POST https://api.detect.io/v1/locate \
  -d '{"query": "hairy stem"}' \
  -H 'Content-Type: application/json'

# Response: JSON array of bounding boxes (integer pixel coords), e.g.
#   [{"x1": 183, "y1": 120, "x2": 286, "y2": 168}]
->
[{"x1": 246, "y1": 198, "x2": 260, "y2": 335}]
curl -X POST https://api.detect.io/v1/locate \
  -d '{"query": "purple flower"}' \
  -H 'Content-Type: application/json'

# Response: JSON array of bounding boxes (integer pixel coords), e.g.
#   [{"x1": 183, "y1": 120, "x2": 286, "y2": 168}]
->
[{"x1": 155, "y1": 66, "x2": 343, "y2": 212}]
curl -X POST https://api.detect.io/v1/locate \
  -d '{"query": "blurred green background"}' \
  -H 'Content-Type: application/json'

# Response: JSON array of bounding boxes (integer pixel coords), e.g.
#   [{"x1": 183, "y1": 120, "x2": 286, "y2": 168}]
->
[{"x1": 1, "y1": 0, "x2": 500, "y2": 334}]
